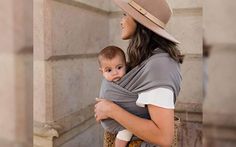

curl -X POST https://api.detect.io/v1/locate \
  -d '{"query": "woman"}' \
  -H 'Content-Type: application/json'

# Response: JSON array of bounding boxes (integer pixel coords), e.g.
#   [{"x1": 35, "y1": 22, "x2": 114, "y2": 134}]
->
[{"x1": 95, "y1": 0, "x2": 183, "y2": 146}]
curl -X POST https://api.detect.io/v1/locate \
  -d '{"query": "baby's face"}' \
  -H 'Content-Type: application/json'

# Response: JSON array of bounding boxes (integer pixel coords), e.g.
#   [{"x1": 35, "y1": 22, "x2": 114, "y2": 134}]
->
[{"x1": 100, "y1": 55, "x2": 126, "y2": 82}]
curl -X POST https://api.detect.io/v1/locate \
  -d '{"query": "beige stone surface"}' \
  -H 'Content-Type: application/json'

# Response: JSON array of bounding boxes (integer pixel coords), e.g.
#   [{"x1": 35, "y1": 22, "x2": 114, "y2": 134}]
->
[
  {"x1": 12, "y1": 0, "x2": 33, "y2": 52},
  {"x1": 203, "y1": 1, "x2": 236, "y2": 146},
  {"x1": 178, "y1": 55, "x2": 203, "y2": 102},
  {"x1": 204, "y1": 125, "x2": 236, "y2": 143},
  {"x1": 51, "y1": 57, "x2": 101, "y2": 120},
  {"x1": 176, "y1": 111, "x2": 202, "y2": 123},
  {"x1": 169, "y1": 9, "x2": 202, "y2": 54},
  {"x1": 204, "y1": 46, "x2": 236, "y2": 127},
  {"x1": 34, "y1": 60, "x2": 52, "y2": 122},
  {"x1": 176, "y1": 100, "x2": 202, "y2": 114},
  {"x1": 0, "y1": 139, "x2": 30, "y2": 147},
  {"x1": 177, "y1": 121, "x2": 202, "y2": 147},
  {"x1": 34, "y1": 120, "x2": 61, "y2": 147},
  {"x1": 109, "y1": 1, "x2": 121, "y2": 12},
  {"x1": 34, "y1": 0, "x2": 45, "y2": 60},
  {"x1": 0, "y1": 0, "x2": 32, "y2": 146},
  {"x1": 34, "y1": 0, "x2": 53, "y2": 60},
  {"x1": 73, "y1": 0, "x2": 110, "y2": 12},
  {"x1": 203, "y1": 138, "x2": 236, "y2": 147},
  {"x1": 51, "y1": 1, "x2": 109, "y2": 56},
  {"x1": 15, "y1": 53, "x2": 33, "y2": 145},
  {"x1": 34, "y1": 0, "x2": 107, "y2": 146},
  {"x1": 58, "y1": 123, "x2": 103, "y2": 147},
  {"x1": 175, "y1": 54, "x2": 203, "y2": 147},
  {"x1": 0, "y1": 0, "x2": 14, "y2": 53},
  {"x1": 204, "y1": 0, "x2": 236, "y2": 44},
  {"x1": 167, "y1": 0, "x2": 202, "y2": 9},
  {"x1": 34, "y1": 135, "x2": 55, "y2": 147},
  {"x1": 0, "y1": 54, "x2": 16, "y2": 141},
  {"x1": 54, "y1": 103, "x2": 94, "y2": 135}
]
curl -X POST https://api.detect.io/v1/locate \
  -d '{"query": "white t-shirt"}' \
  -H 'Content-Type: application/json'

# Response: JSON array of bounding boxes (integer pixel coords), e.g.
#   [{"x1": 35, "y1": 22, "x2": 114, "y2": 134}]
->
[{"x1": 136, "y1": 87, "x2": 175, "y2": 109}]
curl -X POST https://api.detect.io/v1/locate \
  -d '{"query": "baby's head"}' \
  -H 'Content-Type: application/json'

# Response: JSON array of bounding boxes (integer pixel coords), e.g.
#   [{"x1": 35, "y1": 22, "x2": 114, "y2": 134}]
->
[{"x1": 98, "y1": 46, "x2": 126, "y2": 82}]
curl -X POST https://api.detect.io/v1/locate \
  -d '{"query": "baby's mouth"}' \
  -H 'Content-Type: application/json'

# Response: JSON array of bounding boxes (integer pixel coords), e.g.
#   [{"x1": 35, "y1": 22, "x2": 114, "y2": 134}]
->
[{"x1": 113, "y1": 77, "x2": 121, "y2": 82}]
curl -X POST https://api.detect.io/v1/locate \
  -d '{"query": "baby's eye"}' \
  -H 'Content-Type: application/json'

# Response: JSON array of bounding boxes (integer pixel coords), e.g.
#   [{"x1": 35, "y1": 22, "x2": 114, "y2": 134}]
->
[
  {"x1": 117, "y1": 66, "x2": 123, "y2": 70},
  {"x1": 123, "y1": 13, "x2": 127, "y2": 16},
  {"x1": 106, "y1": 69, "x2": 112, "y2": 72}
]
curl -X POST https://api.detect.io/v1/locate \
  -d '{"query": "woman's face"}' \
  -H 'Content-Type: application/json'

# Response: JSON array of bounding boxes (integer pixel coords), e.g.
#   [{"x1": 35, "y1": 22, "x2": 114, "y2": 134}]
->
[{"x1": 120, "y1": 13, "x2": 137, "y2": 40}]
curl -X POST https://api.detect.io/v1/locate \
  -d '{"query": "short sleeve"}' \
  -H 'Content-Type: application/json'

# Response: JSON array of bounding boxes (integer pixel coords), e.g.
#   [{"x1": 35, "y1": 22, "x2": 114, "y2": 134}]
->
[
  {"x1": 136, "y1": 87, "x2": 175, "y2": 109},
  {"x1": 116, "y1": 129, "x2": 133, "y2": 141}
]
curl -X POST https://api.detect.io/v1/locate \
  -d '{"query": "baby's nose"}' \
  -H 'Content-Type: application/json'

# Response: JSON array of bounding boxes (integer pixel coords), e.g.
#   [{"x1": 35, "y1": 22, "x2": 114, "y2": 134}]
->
[{"x1": 112, "y1": 70, "x2": 118, "y2": 75}]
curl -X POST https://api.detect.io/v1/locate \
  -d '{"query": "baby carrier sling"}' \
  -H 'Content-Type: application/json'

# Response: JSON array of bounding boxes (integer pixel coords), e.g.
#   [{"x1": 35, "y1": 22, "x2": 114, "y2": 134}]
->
[{"x1": 99, "y1": 49, "x2": 182, "y2": 146}]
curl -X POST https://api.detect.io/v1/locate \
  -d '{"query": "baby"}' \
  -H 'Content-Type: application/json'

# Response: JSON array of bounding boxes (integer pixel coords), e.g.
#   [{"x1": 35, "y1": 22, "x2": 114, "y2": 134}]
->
[{"x1": 98, "y1": 45, "x2": 132, "y2": 147}]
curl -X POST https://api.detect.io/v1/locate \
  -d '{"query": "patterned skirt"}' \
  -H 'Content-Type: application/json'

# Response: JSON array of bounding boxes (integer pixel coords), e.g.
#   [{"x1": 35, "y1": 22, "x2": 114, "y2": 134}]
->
[{"x1": 103, "y1": 116, "x2": 180, "y2": 147}]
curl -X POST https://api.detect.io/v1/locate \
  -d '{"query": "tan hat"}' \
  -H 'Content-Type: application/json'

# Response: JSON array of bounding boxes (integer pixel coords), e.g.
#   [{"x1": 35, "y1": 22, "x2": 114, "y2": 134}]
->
[{"x1": 113, "y1": 0, "x2": 180, "y2": 43}]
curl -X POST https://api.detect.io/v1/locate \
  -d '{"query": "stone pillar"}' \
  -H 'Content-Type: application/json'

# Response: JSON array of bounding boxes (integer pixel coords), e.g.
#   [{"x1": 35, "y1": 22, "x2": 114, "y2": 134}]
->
[
  {"x1": 203, "y1": 0, "x2": 236, "y2": 146},
  {"x1": 34, "y1": 0, "x2": 109, "y2": 146},
  {"x1": 168, "y1": 0, "x2": 203, "y2": 146},
  {"x1": 0, "y1": 0, "x2": 33, "y2": 146}
]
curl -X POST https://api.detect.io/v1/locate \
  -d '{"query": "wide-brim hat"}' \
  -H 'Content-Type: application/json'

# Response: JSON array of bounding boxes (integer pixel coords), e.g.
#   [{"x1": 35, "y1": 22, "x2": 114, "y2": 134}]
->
[{"x1": 113, "y1": 0, "x2": 180, "y2": 43}]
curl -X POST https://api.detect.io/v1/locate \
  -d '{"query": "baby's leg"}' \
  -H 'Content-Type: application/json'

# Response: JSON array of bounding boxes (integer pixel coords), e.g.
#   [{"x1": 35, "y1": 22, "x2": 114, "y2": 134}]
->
[
  {"x1": 115, "y1": 139, "x2": 129, "y2": 147},
  {"x1": 115, "y1": 130, "x2": 133, "y2": 147}
]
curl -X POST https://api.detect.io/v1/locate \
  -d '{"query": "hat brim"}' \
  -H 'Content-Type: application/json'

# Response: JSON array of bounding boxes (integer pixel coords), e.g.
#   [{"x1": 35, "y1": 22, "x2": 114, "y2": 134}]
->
[{"x1": 113, "y1": 0, "x2": 180, "y2": 44}]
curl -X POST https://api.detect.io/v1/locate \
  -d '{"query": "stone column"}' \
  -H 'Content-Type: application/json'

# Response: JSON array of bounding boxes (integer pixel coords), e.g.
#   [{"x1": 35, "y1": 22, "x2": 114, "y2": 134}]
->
[
  {"x1": 168, "y1": 0, "x2": 203, "y2": 146},
  {"x1": 34, "y1": 0, "x2": 109, "y2": 146},
  {"x1": 34, "y1": 0, "x2": 57, "y2": 145},
  {"x1": 203, "y1": 0, "x2": 236, "y2": 146},
  {"x1": 0, "y1": 0, "x2": 33, "y2": 146}
]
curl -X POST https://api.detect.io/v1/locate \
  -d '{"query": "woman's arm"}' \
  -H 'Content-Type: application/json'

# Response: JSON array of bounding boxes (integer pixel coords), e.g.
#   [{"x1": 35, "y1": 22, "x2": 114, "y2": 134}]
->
[{"x1": 95, "y1": 98, "x2": 174, "y2": 147}]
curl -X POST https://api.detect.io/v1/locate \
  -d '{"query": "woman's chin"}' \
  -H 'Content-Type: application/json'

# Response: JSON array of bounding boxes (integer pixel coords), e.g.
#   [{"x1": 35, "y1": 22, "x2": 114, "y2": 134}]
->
[{"x1": 121, "y1": 35, "x2": 130, "y2": 40}]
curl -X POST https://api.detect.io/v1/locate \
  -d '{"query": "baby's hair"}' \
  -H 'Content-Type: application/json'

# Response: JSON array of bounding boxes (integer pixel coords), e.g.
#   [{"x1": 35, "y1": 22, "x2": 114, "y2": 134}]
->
[{"x1": 98, "y1": 46, "x2": 126, "y2": 66}]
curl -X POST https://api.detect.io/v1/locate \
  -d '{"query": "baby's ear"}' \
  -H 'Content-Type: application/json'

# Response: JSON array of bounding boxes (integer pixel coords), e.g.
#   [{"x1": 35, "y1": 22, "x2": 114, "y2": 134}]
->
[{"x1": 99, "y1": 68, "x2": 102, "y2": 73}]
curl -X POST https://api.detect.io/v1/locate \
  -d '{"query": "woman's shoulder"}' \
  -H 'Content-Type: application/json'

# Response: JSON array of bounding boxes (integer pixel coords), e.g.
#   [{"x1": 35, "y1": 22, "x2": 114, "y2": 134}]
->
[{"x1": 146, "y1": 53, "x2": 179, "y2": 70}]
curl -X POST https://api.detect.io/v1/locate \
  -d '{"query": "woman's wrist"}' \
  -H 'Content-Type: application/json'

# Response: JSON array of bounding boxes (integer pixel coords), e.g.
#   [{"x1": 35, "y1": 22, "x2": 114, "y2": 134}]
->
[{"x1": 108, "y1": 102, "x2": 120, "y2": 119}]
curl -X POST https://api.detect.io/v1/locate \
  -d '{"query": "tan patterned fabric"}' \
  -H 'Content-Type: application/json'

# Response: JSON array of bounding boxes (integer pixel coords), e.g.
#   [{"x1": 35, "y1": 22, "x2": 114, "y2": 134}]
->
[
  {"x1": 103, "y1": 116, "x2": 180, "y2": 147},
  {"x1": 103, "y1": 131, "x2": 116, "y2": 147},
  {"x1": 128, "y1": 140, "x2": 143, "y2": 147},
  {"x1": 172, "y1": 116, "x2": 180, "y2": 147}
]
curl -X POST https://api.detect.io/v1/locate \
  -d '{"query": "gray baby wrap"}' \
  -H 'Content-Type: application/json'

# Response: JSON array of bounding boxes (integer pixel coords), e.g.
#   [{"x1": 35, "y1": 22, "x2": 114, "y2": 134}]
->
[{"x1": 99, "y1": 49, "x2": 181, "y2": 145}]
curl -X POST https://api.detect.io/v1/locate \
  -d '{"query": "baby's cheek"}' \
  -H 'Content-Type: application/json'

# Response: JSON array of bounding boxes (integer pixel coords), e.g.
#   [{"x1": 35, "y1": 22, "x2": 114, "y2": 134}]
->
[
  {"x1": 104, "y1": 74, "x2": 112, "y2": 81},
  {"x1": 121, "y1": 70, "x2": 126, "y2": 76}
]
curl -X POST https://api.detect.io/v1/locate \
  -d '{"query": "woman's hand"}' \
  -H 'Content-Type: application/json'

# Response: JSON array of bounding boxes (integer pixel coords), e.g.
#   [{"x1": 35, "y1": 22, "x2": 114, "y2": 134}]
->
[{"x1": 94, "y1": 98, "x2": 115, "y2": 122}]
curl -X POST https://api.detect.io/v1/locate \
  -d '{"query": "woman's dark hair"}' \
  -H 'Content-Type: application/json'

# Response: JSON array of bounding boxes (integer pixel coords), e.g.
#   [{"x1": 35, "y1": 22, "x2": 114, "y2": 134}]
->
[{"x1": 127, "y1": 22, "x2": 184, "y2": 68}]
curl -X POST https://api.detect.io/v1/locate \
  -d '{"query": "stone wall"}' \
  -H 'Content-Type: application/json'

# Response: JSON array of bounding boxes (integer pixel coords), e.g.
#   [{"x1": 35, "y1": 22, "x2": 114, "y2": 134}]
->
[
  {"x1": 34, "y1": 0, "x2": 108, "y2": 146},
  {"x1": 203, "y1": 0, "x2": 236, "y2": 146},
  {"x1": 0, "y1": 0, "x2": 33, "y2": 146},
  {"x1": 169, "y1": 0, "x2": 203, "y2": 146}
]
